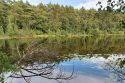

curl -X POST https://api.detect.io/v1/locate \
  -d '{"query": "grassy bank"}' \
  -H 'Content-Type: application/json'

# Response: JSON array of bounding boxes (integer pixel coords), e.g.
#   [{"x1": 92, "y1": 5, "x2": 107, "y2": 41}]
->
[
  {"x1": 0, "y1": 28, "x2": 125, "y2": 39},
  {"x1": 0, "y1": 32, "x2": 125, "y2": 40}
]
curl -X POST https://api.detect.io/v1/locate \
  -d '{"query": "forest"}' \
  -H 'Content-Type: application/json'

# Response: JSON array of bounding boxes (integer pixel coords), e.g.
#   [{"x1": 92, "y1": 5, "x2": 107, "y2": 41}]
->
[{"x1": 0, "y1": 0, "x2": 125, "y2": 37}]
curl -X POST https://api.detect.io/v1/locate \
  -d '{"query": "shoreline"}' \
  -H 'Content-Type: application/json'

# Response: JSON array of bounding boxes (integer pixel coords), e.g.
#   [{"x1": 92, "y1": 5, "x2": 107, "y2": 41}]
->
[{"x1": 0, "y1": 34, "x2": 124, "y2": 39}]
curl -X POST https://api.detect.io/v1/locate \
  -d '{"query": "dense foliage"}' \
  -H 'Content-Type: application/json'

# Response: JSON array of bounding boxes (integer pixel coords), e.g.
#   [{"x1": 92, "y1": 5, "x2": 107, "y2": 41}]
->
[{"x1": 0, "y1": 0, "x2": 125, "y2": 36}]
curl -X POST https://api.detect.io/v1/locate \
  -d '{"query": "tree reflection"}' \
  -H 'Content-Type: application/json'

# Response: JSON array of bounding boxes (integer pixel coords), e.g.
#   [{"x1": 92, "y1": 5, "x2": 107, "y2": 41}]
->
[
  {"x1": 103, "y1": 55, "x2": 125, "y2": 83},
  {"x1": 0, "y1": 40, "x2": 75, "y2": 83},
  {"x1": 0, "y1": 37, "x2": 125, "y2": 83},
  {"x1": 10, "y1": 63, "x2": 74, "y2": 83}
]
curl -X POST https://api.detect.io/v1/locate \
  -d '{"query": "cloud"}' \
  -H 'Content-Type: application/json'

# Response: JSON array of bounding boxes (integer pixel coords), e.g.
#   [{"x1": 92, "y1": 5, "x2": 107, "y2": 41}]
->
[
  {"x1": 21, "y1": 0, "x2": 42, "y2": 5},
  {"x1": 75, "y1": 0, "x2": 107, "y2": 10}
]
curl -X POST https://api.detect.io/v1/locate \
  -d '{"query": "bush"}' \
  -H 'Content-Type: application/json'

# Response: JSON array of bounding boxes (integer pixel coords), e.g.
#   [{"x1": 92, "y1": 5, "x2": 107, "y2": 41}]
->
[
  {"x1": 89, "y1": 29, "x2": 100, "y2": 36},
  {"x1": 8, "y1": 31, "x2": 20, "y2": 37}
]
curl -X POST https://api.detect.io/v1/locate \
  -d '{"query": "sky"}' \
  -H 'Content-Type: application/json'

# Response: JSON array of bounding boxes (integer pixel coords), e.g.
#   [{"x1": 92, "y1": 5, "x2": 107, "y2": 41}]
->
[{"x1": 25, "y1": 0, "x2": 106, "y2": 9}]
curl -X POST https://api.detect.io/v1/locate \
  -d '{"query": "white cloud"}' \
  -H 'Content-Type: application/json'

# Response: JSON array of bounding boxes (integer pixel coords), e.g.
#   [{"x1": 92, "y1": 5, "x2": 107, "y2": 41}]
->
[
  {"x1": 21, "y1": 0, "x2": 42, "y2": 5},
  {"x1": 75, "y1": 0, "x2": 107, "y2": 10}
]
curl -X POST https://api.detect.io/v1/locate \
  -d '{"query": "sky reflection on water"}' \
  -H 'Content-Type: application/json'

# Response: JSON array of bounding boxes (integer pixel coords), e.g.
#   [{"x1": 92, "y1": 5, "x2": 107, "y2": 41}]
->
[{"x1": 1, "y1": 37, "x2": 125, "y2": 83}]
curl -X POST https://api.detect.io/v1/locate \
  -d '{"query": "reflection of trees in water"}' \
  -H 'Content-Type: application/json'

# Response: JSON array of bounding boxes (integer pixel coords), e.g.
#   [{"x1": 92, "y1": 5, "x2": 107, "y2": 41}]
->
[
  {"x1": 0, "y1": 37, "x2": 125, "y2": 82},
  {"x1": 1, "y1": 36, "x2": 125, "y2": 58},
  {"x1": 10, "y1": 40, "x2": 75, "y2": 83},
  {"x1": 9, "y1": 63, "x2": 74, "y2": 83},
  {"x1": 103, "y1": 55, "x2": 125, "y2": 83},
  {"x1": 0, "y1": 39, "x2": 75, "y2": 83}
]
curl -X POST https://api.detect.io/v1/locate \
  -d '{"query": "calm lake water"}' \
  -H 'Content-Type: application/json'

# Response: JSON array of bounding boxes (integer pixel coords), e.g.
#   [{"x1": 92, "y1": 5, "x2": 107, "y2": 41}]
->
[{"x1": 0, "y1": 36, "x2": 125, "y2": 83}]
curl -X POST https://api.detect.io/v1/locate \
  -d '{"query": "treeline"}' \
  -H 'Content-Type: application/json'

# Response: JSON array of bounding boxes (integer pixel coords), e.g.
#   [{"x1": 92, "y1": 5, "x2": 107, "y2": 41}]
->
[{"x1": 0, "y1": 0, "x2": 125, "y2": 36}]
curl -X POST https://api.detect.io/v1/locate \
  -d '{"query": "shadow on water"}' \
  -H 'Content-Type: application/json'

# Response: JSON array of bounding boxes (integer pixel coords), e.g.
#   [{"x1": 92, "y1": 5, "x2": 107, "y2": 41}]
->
[{"x1": 0, "y1": 36, "x2": 125, "y2": 83}]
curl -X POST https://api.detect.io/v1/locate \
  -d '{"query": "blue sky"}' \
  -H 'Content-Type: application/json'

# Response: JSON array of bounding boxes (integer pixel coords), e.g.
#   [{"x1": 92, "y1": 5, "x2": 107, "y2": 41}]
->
[
  {"x1": 27, "y1": 0, "x2": 89, "y2": 6},
  {"x1": 41, "y1": 0, "x2": 89, "y2": 6},
  {"x1": 25, "y1": 0, "x2": 106, "y2": 9}
]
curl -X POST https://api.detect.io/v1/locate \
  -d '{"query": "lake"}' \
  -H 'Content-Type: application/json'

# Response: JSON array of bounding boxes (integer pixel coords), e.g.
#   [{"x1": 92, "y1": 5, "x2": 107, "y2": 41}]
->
[{"x1": 0, "y1": 36, "x2": 125, "y2": 83}]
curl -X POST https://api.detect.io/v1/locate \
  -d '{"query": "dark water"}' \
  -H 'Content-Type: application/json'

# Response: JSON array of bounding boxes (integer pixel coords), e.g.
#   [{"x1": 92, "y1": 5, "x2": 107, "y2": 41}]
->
[{"x1": 0, "y1": 36, "x2": 125, "y2": 83}]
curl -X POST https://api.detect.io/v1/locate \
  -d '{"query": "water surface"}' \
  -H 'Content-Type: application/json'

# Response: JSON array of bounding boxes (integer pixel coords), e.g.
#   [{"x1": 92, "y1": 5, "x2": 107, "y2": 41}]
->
[{"x1": 0, "y1": 36, "x2": 125, "y2": 83}]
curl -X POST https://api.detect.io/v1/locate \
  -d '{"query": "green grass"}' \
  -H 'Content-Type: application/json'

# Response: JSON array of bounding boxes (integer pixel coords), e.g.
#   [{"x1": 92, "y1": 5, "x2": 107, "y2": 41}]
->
[{"x1": 0, "y1": 29, "x2": 124, "y2": 39}]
